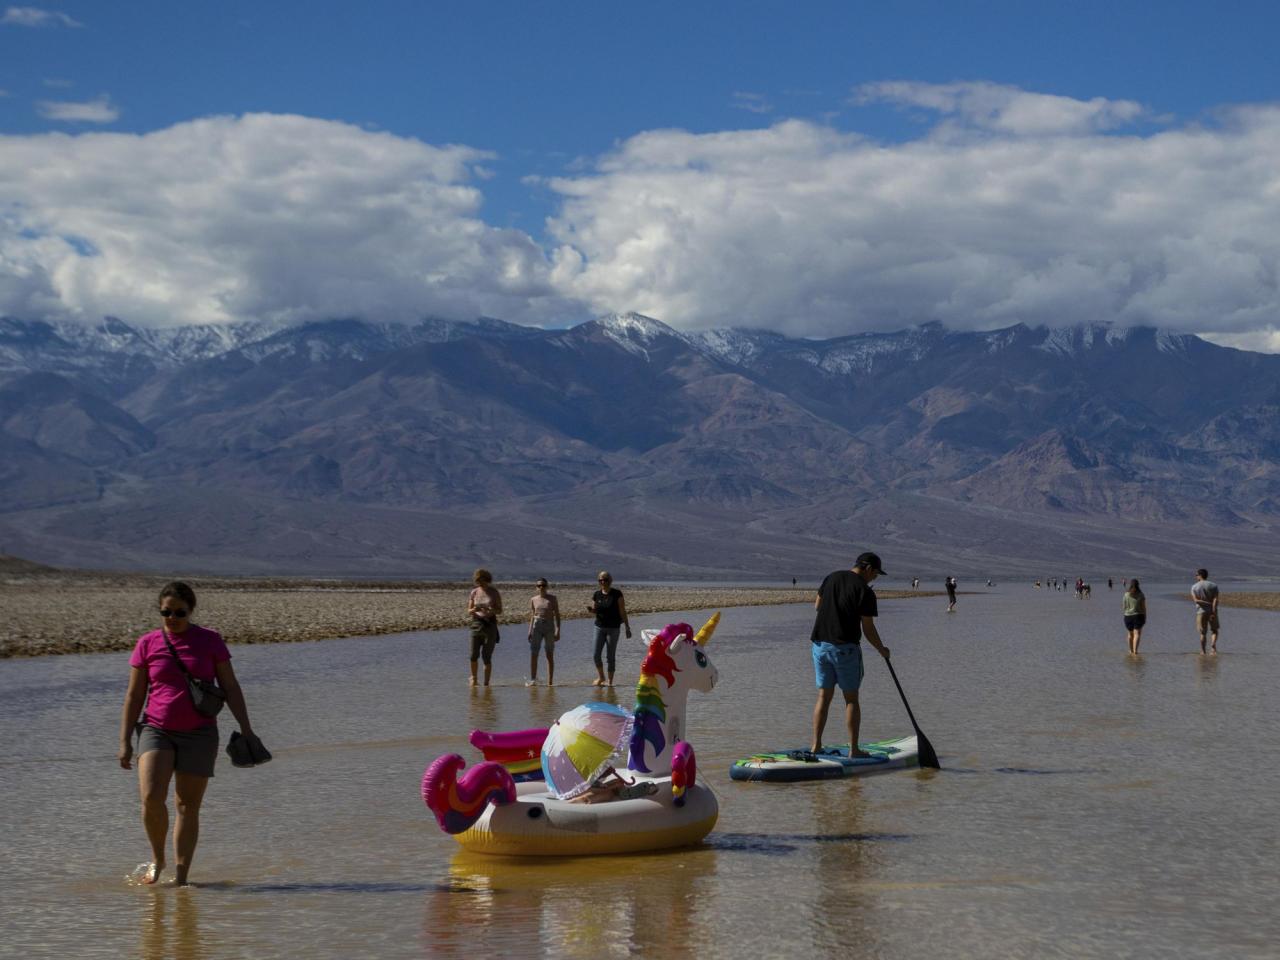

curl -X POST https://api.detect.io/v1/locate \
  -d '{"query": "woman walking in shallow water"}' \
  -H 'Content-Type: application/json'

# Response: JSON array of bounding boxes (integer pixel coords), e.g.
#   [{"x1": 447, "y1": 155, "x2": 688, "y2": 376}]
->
[
  {"x1": 1123, "y1": 579, "x2": 1147, "y2": 655},
  {"x1": 118, "y1": 581, "x2": 257, "y2": 886}
]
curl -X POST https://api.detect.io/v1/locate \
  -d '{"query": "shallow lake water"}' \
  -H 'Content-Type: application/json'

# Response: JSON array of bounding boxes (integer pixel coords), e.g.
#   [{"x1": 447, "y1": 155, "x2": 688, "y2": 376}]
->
[{"x1": 2, "y1": 581, "x2": 1278, "y2": 959}]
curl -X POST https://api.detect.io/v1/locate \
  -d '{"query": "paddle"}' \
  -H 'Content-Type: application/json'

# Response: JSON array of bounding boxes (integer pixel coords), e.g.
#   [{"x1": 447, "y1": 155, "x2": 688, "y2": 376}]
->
[{"x1": 884, "y1": 658, "x2": 941, "y2": 769}]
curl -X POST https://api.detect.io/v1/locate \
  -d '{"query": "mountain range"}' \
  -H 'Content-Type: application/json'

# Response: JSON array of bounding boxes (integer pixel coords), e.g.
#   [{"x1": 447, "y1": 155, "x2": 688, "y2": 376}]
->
[{"x1": 2, "y1": 312, "x2": 1278, "y2": 580}]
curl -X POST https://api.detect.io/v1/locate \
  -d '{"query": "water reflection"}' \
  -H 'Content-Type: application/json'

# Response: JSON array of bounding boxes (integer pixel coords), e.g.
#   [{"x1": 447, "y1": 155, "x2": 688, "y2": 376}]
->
[
  {"x1": 1196, "y1": 652, "x2": 1220, "y2": 689},
  {"x1": 139, "y1": 890, "x2": 201, "y2": 960},
  {"x1": 811, "y1": 781, "x2": 883, "y2": 954},
  {"x1": 421, "y1": 849, "x2": 718, "y2": 958},
  {"x1": 466, "y1": 687, "x2": 500, "y2": 733}
]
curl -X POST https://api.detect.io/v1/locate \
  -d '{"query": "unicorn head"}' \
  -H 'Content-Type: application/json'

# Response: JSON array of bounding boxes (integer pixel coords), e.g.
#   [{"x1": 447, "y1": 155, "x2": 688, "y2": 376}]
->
[{"x1": 627, "y1": 613, "x2": 720, "y2": 775}]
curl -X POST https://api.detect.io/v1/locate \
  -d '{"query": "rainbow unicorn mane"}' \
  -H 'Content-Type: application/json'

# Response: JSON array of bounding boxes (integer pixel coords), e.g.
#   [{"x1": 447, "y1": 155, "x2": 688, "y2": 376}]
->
[
  {"x1": 422, "y1": 754, "x2": 517, "y2": 834},
  {"x1": 627, "y1": 622, "x2": 692, "y2": 773}
]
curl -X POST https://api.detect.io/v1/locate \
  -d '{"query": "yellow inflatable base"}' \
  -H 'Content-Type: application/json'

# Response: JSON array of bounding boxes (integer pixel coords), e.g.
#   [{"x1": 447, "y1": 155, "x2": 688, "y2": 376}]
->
[
  {"x1": 452, "y1": 781, "x2": 719, "y2": 857},
  {"x1": 455, "y1": 814, "x2": 717, "y2": 857}
]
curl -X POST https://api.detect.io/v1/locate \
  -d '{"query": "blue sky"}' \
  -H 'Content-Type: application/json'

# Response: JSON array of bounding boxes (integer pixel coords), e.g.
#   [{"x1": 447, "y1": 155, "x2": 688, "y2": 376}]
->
[{"x1": 4, "y1": 1, "x2": 1280, "y2": 348}]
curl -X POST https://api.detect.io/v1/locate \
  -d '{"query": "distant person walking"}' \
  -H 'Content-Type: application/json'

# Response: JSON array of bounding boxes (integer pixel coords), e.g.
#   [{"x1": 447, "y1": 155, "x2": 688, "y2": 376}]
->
[
  {"x1": 945, "y1": 576, "x2": 957, "y2": 612},
  {"x1": 1191, "y1": 569, "x2": 1220, "y2": 655},
  {"x1": 810, "y1": 552, "x2": 892, "y2": 757},
  {"x1": 1123, "y1": 580, "x2": 1147, "y2": 654},
  {"x1": 1108, "y1": 577, "x2": 1114, "y2": 590},
  {"x1": 912, "y1": 577, "x2": 920, "y2": 590},
  {"x1": 587, "y1": 571, "x2": 631, "y2": 686},
  {"x1": 118, "y1": 581, "x2": 260, "y2": 886},
  {"x1": 527, "y1": 578, "x2": 560, "y2": 686},
  {"x1": 467, "y1": 569, "x2": 502, "y2": 686}
]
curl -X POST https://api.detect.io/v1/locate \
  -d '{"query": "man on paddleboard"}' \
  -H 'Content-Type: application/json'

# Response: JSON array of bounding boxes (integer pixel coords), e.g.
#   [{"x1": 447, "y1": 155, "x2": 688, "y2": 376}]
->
[{"x1": 810, "y1": 552, "x2": 892, "y2": 758}]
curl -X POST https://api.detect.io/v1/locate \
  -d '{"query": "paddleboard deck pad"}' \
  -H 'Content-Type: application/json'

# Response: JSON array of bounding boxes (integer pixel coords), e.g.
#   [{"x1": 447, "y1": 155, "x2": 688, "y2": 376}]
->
[{"x1": 730, "y1": 735, "x2": 919, "y2": 782}]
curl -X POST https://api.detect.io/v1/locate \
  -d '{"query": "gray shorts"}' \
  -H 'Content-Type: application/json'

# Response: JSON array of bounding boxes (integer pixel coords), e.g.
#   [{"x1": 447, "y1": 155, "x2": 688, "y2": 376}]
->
[
  {"x1": 137, "y1": 723, "x2": 219, "y2": 778},
  {"x1": 529, "y1": 619, "x2": 556, "y2": 653}
]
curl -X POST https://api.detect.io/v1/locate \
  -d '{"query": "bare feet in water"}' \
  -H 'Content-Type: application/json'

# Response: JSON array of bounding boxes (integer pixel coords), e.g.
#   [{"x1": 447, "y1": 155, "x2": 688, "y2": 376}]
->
[{"x1": 132, "y1": 862, "x2": 164, "y2": 885}]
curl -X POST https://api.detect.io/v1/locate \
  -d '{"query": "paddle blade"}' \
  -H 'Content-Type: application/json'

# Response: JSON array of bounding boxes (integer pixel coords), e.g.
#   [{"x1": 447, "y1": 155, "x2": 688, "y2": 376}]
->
[{"x1": 916, "y1": 731, "x2": 941, "y2": 770}]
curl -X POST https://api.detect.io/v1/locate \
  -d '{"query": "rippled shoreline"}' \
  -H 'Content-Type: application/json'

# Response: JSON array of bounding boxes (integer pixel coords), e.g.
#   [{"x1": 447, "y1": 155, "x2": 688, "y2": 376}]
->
[{"x1": 0, "y1": 572, "x2": 938, "y2": 657}]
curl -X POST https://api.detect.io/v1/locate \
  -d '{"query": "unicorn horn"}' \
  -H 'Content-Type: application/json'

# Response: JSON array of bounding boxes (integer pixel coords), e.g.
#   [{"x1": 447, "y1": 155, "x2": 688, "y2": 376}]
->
[{"x1": 693, "y1": 611, "x2": 720, "y2": 646}]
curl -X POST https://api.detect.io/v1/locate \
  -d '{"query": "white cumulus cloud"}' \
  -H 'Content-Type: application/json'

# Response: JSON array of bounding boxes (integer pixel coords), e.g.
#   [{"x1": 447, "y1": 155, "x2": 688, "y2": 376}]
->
[
  {"x1": 0, "y1": 114, "x2": 565, "y2": 327},
  {"x1": 545, "y1": 95, "x2": 1280, "y2": 342},
  {"x1": 4, "y1": 86, "x2": 1280, "y2": 350},
  {"x1": 855, "y1": 80, "x2": 1147, "y2": 136},
  {"x1": 1, "y1": 6, "x2": 82, "y2": 27},
  {"x1": 36, "y1": 94, "x2": 120, "y2": 123}
]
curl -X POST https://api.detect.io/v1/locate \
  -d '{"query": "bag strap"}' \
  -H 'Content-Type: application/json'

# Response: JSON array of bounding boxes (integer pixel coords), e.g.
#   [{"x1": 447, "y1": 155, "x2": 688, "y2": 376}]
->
[{"x1": 161, "y1": 628, "x2": 197, "y2": 682}]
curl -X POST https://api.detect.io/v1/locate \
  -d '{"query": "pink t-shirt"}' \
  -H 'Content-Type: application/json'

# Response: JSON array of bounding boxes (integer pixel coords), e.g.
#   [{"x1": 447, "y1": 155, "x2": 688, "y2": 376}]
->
[{"x1": 130, "y1": 625, "x2": 231, "y2": 731}]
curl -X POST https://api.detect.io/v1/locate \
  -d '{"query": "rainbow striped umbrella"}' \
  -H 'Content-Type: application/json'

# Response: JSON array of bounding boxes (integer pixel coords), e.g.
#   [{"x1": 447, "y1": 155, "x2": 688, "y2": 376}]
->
[{"x1": 541, "y1": 703, "x2": 635, "y2": 800}]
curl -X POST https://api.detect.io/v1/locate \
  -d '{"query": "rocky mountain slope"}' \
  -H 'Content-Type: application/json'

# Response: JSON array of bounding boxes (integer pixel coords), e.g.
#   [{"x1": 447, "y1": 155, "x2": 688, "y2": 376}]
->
[{"x1": 1, "y1": 312, "x2": 1277, "y2": 578}]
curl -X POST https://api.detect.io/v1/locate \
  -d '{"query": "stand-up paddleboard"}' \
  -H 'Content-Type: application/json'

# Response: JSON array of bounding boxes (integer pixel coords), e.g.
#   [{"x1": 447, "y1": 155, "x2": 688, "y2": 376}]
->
[{"x1": 730, "y1": 735, "x2": 919, "y2": 782}]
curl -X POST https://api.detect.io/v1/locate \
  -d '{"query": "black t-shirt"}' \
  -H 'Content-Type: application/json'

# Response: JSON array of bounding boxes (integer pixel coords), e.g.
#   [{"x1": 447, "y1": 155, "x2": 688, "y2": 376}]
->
[
  {"x1": 810, "y1": 570, "x2": 877, "y2": 645},
  {"x1": 593, "y1": 588, "x2": 624, "y2": 628}
]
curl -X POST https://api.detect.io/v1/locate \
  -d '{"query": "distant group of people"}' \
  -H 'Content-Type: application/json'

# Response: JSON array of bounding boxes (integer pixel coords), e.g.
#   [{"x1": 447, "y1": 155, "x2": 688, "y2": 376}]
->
[{"x1": 466, "y1": 568, "x2": 632, "y2": 688}]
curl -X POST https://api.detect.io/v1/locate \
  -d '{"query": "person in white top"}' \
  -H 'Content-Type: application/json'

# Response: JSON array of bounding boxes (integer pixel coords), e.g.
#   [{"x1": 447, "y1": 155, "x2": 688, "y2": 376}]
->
[
  {"x1": 527, "y1": 578, "x2": 561, "y2": 686},
  {"x1": 1190, "y1": 568, "x2": 1220, "y2": 655},
  {"x1": 467, "y1": 569, "x2": 503, "y2": 686}
]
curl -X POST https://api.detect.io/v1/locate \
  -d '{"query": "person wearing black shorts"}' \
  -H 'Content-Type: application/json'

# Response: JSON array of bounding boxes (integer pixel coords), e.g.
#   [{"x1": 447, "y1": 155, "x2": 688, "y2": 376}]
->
[{"x1": 1123, "y1": 580, "x2": 1147, "y2": 654}]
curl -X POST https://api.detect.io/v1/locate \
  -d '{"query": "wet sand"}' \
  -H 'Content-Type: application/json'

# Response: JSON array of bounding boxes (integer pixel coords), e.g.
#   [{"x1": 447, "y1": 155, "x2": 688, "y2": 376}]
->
[
  {"x1": 1218, "y1": 591, "x2": 1280, "y2": 612},
  {"x1": 0, "y1": 571, "x2": 934, "y2": 657}
]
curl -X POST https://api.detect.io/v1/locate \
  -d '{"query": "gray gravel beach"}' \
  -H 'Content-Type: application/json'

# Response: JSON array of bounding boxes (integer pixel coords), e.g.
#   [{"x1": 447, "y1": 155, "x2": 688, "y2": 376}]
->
[{"x1": 0, "y1": 570, "x2": 935, "y2": 657}]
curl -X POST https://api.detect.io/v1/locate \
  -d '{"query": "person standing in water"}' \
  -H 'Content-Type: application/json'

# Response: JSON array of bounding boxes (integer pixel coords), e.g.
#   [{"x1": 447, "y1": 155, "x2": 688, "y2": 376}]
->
[
  {"x1": 526, "y1": 578, "x2": 560, "y2": 686},
  {"x1": 945, "y1": 576, "x2": 957, "y2": 612},
  {"x1": 1123, "y1": 579, "x2": 1147, "y2": 654},
  {"x1": 587, "y1": 571, "x2": 630, "y2": 686},
  {"x1": 810, "y1": 552, "x2": 892, "y2": 758},
  {"x1": 1190, "y1": 568, "x2": 1220, "y2": 654},
  {"x1": 467, "y1": 569, "x2": 503, "y2": 686}
]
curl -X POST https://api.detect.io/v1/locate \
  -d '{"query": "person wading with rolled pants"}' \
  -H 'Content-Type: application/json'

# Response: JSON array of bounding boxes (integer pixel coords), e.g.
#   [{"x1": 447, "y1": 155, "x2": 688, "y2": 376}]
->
[
  {"x1": 467, "y1": 569, "x2": 503, "y2": 686},
  {"x1": 810, "y1": 553, "x2": 892, "y2": 758}
]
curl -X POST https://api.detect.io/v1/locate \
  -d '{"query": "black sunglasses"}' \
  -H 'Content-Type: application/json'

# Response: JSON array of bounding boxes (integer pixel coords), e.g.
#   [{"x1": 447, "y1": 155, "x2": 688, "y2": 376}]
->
[{"x1": 160, "y1": 608, "x2": 189, "y2": 619}]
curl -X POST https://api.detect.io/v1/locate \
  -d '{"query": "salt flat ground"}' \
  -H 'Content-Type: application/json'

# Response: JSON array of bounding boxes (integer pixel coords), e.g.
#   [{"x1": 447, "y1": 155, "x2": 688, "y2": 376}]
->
[{"x1": 1, "y1": 582, "x2": 1276, "y2": 959}]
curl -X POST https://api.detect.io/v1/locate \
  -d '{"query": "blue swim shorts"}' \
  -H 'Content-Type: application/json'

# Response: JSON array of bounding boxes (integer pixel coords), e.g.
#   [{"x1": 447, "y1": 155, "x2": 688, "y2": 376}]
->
[{"x1": 812, "y1": 641, "x2": 864, "y2": 692}]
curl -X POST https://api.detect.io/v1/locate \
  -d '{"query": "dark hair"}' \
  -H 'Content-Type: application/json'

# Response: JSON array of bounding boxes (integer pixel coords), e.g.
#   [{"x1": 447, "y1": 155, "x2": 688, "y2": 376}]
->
[
  {"x1": 158, "y1": 581, "x2": 197, "y2": 610},
  {"x1": 1129, "y1": 579, "x2": 1142, "y2": 592},
  {"x1": 473, "y1": 568, "x2": 492, "y2": 585},
  {"x1": 1196, "y1": 568, "x2": 1209, "y2": 579}
]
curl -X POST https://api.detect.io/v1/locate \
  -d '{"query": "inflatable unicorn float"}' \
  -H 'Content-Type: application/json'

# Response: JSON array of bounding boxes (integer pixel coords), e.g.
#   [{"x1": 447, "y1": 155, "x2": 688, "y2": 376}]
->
[{"x1": 422, "y1": 614, "x2": 721, "y2": 856}]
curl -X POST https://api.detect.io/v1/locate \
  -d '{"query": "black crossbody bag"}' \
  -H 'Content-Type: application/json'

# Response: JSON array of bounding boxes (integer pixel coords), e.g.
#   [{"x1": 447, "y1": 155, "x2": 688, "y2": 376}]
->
[{"x1": 162, "y1": 629, "x2": 227, "y2": 718}]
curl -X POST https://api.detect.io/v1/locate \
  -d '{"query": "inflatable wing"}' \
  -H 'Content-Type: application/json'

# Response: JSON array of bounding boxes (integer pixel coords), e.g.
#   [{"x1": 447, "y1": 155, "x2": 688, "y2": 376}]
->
[{"x1": 671, "y1": 741, "x2": 697, "y2": 806}]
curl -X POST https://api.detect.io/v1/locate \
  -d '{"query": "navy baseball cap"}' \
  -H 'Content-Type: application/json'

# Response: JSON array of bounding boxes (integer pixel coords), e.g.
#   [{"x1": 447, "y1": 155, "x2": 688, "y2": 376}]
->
[{"x1": 856, "y1": 552, "x2": 886, "y2": 575}]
